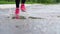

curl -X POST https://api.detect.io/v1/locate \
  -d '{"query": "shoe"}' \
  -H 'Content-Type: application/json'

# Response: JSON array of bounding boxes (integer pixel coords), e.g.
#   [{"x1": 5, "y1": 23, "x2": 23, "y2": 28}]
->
[
  {"x1": 21, "y1": 4, "x2": 26, "y2": 12},
  {"x1": 15, "y1": 8, "x2": 19, "y2": 15},
  {"x1": 15, "y1": 8, "x2": 20, "y2": 19}
]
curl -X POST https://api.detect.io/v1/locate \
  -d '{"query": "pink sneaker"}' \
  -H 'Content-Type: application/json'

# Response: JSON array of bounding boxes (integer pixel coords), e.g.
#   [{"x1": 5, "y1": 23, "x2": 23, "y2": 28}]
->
[
  {"x1": 21, "y1": 4, "x2": 26, "y2": 12},
  {"x1": 15, "y1": 8, "x2": 19, "y2": 15},
  {"x1": 15, "y1": 8, "x2": 20, "y2": 19}
]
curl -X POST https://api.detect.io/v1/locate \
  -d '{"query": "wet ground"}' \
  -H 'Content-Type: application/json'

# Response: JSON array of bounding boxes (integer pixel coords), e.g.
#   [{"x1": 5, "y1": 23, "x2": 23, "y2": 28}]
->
[{"x1": 0, "y1": 4, "x2": 60, "y2": 34}]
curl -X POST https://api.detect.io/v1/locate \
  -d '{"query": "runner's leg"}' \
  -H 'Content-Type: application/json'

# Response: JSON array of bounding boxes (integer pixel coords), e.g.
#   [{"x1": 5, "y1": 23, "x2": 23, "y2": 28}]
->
[
  {"x1": 15, "y1": 0, "x2": 20, "y2": 8},
  {"x1": 15, "y1": 0, "x2": 20, "y2": 19},
  {"x1": 21, "y1": 0, "x2": 26, "y2": 12},
  {"x1": 21, "y1": 0, "x2": 26, "y2": 4}
]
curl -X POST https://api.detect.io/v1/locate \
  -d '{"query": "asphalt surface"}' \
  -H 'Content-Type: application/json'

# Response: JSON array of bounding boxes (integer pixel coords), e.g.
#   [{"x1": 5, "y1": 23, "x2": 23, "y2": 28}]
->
[{"x1": 0, "y1": 4, "x2": 60, "y2": 34}]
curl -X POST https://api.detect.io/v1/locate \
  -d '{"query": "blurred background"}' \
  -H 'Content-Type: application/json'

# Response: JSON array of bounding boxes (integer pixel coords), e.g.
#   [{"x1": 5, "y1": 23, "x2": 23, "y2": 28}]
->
[{"x1": 0, "y1": 0, "x2": 60, "y2": 4}]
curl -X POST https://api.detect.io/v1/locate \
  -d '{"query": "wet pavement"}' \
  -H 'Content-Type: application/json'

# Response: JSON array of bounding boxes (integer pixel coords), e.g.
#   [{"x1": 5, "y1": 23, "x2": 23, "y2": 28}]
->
[{"x1": 0, "y1": 4, "x2": 60, "y2": 34}]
